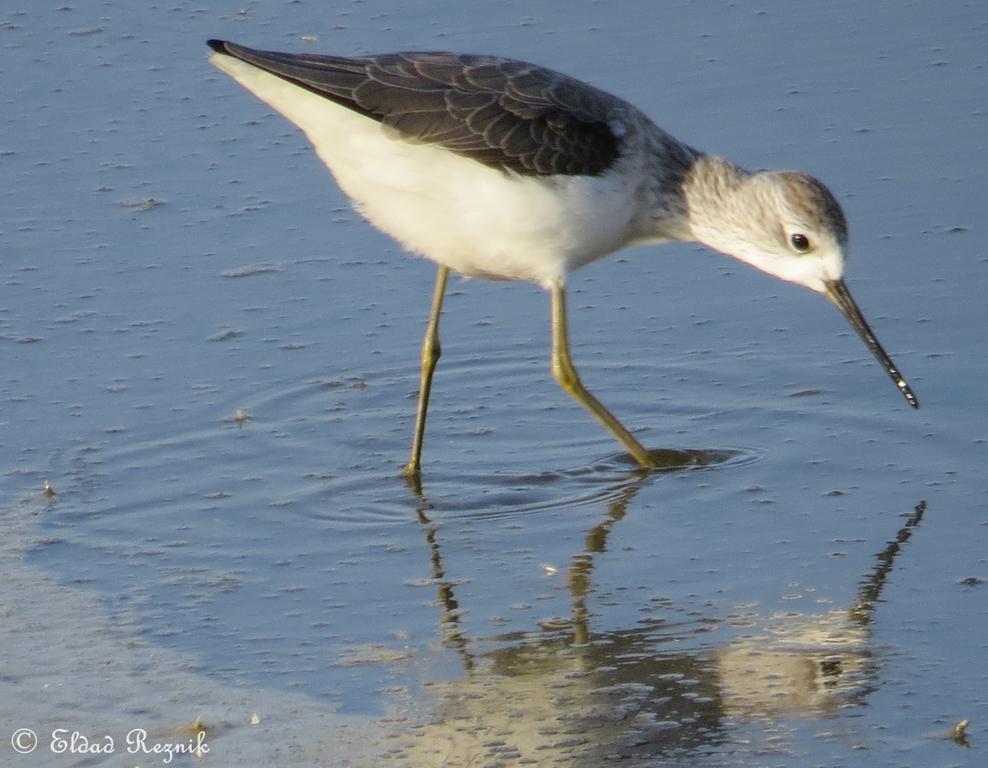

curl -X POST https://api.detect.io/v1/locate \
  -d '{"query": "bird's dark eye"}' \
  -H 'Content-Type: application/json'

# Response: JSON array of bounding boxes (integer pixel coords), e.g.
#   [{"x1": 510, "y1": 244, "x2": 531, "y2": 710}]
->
[{"x1": 790, "y1": 233, "x2": 811, "y2": 252}]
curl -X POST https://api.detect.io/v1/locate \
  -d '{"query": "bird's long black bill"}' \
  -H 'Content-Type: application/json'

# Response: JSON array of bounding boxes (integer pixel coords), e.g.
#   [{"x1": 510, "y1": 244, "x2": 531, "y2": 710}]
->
[{"x1": 825, "y1": 279, "x2": 919, "y2": 408}]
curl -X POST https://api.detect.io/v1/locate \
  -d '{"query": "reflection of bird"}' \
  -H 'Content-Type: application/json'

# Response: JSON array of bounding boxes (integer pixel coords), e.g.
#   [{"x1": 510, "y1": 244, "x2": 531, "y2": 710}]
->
[
  {"x1": 716, "y1": 609, "x2": 873, "y2": 718},
  {"x1": 384, "y1": 499, "x2": 930, "y2": 764},
  {"x1": 208, "y1": 41, "x2": 918, "y2": 475},
  {"x1": 717, "y1": 500, "x2": 926, "y2": 719}
]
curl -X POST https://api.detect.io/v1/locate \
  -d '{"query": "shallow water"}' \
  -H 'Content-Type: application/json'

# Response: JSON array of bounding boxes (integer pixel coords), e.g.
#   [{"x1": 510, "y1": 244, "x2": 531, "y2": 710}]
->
[{"x1": 2, "y1": 1, "x2": 986, "y2": 765}]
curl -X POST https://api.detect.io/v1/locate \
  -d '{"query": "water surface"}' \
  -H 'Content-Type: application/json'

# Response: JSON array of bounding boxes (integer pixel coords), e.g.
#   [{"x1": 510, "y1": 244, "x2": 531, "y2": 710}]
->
[{"x1": 2, "y1": 1, "x2": 986, "y2": 765}]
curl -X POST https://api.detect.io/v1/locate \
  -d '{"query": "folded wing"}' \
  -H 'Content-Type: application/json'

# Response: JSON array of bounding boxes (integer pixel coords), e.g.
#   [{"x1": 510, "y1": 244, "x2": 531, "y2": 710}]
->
[{"x1": 208, "y1": 41, "x2": 624, "y2": 177}]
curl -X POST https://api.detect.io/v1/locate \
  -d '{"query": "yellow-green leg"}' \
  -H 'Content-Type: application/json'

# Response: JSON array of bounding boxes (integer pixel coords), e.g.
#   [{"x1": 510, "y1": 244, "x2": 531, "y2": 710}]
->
[
  {"x1": 403, "y1": 265, "x2": 450, "y2": 479},
  {"x1": 550, "y1": 282, "x2": 656, "y2": 469}
]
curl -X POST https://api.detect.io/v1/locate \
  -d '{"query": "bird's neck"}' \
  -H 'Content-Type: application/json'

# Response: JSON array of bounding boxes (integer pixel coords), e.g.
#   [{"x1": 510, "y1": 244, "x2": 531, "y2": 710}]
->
[
  {"x1": 683, "y1": 154, "x2": 750, "y2": 225},
  {"x1": 681, "y1": 154, "x2": 763, "y2": 258}
]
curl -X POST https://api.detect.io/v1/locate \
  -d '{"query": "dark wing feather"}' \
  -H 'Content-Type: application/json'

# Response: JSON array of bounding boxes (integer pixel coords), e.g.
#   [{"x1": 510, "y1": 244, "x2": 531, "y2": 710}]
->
[{"x1": 208, "y1": 41, "x2": 624, "y2": 176}]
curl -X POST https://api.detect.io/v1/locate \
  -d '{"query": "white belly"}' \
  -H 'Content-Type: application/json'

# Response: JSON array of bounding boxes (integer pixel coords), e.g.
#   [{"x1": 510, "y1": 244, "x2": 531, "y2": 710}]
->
[{"x1": 212, "y1": 55, "x2": 642, "y2": 288}]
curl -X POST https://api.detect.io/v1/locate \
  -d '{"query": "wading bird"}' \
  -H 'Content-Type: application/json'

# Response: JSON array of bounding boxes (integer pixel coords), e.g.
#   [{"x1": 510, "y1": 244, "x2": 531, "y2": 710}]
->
[{"x1": 207, "y1": 41, "x2": 918, "y2": 477}]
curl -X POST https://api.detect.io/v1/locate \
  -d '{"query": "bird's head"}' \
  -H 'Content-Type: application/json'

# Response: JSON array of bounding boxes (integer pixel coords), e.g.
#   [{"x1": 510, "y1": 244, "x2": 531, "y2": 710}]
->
[
  {"x1": 740, "y1": 170, "x2": 849, "y2": 293},
  {"x1": 688, "y1": 166, "x2": 848, "y2": 293},
  {"x1": 685, "y1": 160, "x2": 918, "y2": 409}
]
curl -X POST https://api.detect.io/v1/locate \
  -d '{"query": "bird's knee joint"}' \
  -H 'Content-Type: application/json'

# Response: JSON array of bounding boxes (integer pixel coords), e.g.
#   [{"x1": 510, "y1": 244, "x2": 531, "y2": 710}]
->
[
  {"x1": 551, "y1": 360, "x2": 580, "y2": 392},
  {"x1": 421, "y1": 337, "x2": 441, "y2": 366}
]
